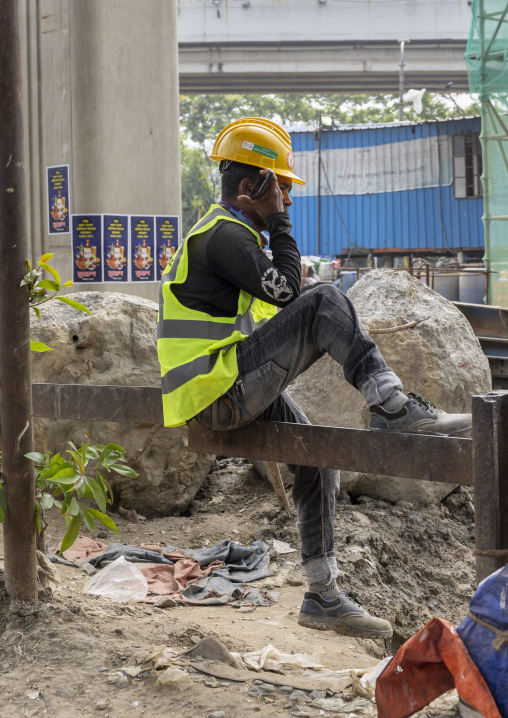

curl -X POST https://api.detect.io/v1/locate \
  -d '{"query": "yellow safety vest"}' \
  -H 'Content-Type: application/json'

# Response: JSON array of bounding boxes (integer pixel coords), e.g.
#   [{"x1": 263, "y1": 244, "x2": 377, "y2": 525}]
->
[{"x1": 157, "y1": 204, "x2": 277, "y2": 427}]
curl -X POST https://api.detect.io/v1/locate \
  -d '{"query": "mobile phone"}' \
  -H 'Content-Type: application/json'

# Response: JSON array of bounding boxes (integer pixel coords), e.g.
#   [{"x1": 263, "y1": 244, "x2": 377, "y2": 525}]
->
[{"x1": 249, "y1": 169, "x2": 275, "y2": 200}]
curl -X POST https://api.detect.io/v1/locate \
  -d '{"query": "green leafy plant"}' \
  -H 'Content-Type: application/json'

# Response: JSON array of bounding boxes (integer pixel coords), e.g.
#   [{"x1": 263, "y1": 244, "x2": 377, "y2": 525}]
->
[
  {"x1": 19, "y1": 433, "x2": 137, "y2": 553},
  {"x1": 0, "y1": 255, "x2": 139, "y2": 554},
  {"x1": 21, "y1": 252, "x2": 91, "y2": 353}
]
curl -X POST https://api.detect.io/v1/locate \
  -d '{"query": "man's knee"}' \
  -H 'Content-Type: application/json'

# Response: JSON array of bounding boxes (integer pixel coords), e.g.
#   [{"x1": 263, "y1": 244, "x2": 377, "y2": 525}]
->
[{"x1": 309, "y1": 283, "x2": 346, "y2": 301}]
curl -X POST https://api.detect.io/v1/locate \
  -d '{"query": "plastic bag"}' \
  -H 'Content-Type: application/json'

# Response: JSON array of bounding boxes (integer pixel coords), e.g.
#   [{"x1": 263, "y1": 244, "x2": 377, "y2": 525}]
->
[{"x1": 83, "y1": 555, "x2": 148, "y2": 602}]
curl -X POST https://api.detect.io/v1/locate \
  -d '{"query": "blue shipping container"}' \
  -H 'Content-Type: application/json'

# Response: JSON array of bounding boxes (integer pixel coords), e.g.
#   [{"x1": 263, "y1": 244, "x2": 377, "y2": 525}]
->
[{"x1": 288, "y1": 117, "x2": 484, "y2": 257}]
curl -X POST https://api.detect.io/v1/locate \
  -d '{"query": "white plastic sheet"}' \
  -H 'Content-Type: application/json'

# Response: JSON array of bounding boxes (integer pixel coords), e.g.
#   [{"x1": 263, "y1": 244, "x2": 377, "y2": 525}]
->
[{"x1": 83, "y1": 555, "x2": 148, "y2": 603}]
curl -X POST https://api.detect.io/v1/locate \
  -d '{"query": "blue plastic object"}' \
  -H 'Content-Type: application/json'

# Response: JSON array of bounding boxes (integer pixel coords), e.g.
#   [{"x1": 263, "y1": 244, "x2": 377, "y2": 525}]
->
[
  {"x1": 333, "y1": 270, "x2": 357, "y2": 294},
  {"x1": 457, "y1": 563, "x2": 508, "y2": 717}
]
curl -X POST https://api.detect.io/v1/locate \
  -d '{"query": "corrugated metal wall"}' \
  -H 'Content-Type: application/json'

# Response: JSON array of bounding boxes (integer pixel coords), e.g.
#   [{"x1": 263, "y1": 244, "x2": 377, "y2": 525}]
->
[{"x1": 288, "y1": 117, "x2": 484, "y2": 256}]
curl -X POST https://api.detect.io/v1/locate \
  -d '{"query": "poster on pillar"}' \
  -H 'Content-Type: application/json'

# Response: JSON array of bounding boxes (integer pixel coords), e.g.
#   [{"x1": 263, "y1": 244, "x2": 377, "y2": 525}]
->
[
  {"x1": 155, "y1": 215, "x2": 179, "y2": 281},
  {"x1": 103, "y1": 215, "x2": 129, "y2": 283},
  {"x1": 71, "y1": 215, "x2": 103, "y2": 283},
  {"x1": 47, "y1": 165, "x2": 70, "y2": 234},
  {"x1": 130, "y1": 216, "x2": 155, "y2": 282}
]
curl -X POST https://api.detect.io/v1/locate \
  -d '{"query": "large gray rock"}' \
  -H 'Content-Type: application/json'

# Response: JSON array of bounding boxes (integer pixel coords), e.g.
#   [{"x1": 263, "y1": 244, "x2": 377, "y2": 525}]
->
[
  {"x1": 289, "y1": 270, "x2": 492, "y2": 505},
  {"x1": 30, "y1": 292, "x2": 214, "y2": 516}
]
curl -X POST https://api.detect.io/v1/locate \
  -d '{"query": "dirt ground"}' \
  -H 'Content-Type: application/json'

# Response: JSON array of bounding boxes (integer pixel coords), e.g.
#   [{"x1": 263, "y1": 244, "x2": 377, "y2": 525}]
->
[{"x1": 0, "y1": 458, "x2": 476, "y2": 718}]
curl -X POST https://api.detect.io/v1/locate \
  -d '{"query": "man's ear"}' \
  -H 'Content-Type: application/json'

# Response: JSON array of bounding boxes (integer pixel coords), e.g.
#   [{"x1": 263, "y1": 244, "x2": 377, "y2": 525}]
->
[{"x1": 238, "y1": 177, "x2": 253, "y2": 197}]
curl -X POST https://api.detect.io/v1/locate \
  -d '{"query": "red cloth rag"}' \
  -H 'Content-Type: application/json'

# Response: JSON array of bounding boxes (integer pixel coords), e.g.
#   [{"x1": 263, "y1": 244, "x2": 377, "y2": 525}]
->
[{"x1": 376, "y1": 617, "x2": 502, "y2": 718}]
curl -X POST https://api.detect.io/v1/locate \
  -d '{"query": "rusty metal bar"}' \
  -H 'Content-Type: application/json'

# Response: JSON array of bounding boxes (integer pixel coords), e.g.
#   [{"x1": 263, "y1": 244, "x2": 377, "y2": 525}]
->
[
  {"x1": 472, "y1": 392, "x2": 508, "y2": 583},
  {"x1": 32, "y1": 384, "x2": 164, "y2": 424},
  {"x1": 33, "y1": 383, "x2": 508, "y2": 586},
  {"x1": 0, "y1": 0, "x2": 38, "y2": 600},
  {"x1": 188, "y1": 420, "x2": 473, "y2": 485},
  {"x1": 32, "y1": 384, "x2": 473, "y2": 485}
]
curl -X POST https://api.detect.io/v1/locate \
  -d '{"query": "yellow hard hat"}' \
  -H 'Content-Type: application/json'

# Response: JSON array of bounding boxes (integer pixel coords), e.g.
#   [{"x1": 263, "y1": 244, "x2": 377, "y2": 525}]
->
[{"x1": 210, "y1": 117, "x2": 305, "y2": 185}]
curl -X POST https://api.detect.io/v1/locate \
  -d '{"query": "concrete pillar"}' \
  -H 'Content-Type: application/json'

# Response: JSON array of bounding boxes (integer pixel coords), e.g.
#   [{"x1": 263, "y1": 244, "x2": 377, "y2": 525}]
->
[{"x1": 21, "y1": 0, "x2": 181, "y2": 303}]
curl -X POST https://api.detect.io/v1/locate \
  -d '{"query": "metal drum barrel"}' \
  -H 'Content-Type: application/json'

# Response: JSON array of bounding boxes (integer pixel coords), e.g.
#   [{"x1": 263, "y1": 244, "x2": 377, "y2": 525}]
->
[
  {"x1": 433, "y1": 274, "x2": 460, "y2": 301},
  {"x1": 459, "y1": 269, "x2": 486, "y2": 305}
]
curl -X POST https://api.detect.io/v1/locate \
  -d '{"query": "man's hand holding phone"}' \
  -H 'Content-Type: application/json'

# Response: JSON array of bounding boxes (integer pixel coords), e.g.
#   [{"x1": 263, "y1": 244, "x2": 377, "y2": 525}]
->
[{"x1": 238, "y1": 169, "x2": 284, "y2": 220}]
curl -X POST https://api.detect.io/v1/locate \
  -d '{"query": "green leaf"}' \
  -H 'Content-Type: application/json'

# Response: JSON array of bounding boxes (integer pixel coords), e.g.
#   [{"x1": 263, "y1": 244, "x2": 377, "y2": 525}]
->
[
  {"x1": 49, "y1": 453, "x2": 62, "y2": 466},
  {"x1": 81, "y1": 484, "x2": 94, "y2": 499},
  {"x1": 32, "y1": 306, "x2": 41, "y2": 319},
  {"x1": 40, "y1": 493, "x2": 54, "y2": 511},
  {"x1": 85, "y1": 446, "x2": 100, "y2": 460},
  {"x1": 60, "y1": 493, "x2": 72, "y2": 514},
  {"x1": 98, "y1": 443, "x2": 125, "y2": 467},
  {"x1": 30, "y1": 341, "x2": 53, "y2": 352},
  {"x1": 68, "y1": 449, "x2": 85, "y2": 474},
  {"x1": 39, "y1": 464, "x2": 77, "y2": 481},
  {"x1": 55, "y1": 296, "x2": 92, "y2": 315},
  {"x1": 80, "y1": 442, "x2": 87, "y2": 467},
  {"x1": 69, "y1": 497, "x2": 80, "y2": 516},
  {"x1": 62, "y1": 280, "x2": 73, "y2": 287},
  {"x1": 0, "y1": 487, "x2": 7, "y2": 512},
  {"x1": 97, "y1": 473, "x2": 114, "y2": 504},
  {"x1": 38, "y1": 262, "x2": 61, "y2": 288},
  {"x1": 85, "y1": 476, "x2": 107, "y2": 513},
  {"x1": 46, "y1": 475, "x2": 81, "y2": 488},
  {"x1": 110, "y1": 464, "x2": 138, "y2": 478},
  {"x1": 38, "y1": 253, "x2": 54, "y2": 264},
  {"x1": 81, "y1": 507, "x2": 96, "y2": 532},
  {"x1": 59, "y1": 513, "x2": 82, "y2": 553},
  {"x1": 25, "y1": 452, "x2": 45, "y2": 464},
  {"x1": 37, "y1": 279, "x2": 60, "y2": 292},
  {"x1": 87, "y1": 509, "x2": 118, "y2": 535},
  {"x1": 0, "y1": 486, "x2": 7, "y2": 523}
]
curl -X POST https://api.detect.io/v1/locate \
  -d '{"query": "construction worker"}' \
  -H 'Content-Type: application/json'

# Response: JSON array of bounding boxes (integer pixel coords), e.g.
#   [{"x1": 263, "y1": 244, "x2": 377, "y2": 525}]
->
[{"x1": 157, "y1": 117, "x2": 471, "y2": 639}]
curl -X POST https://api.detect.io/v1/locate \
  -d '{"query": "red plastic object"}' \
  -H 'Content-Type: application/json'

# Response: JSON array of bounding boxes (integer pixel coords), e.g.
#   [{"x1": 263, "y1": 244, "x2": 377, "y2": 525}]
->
[{"x1": 376, "y1": 618, "x2": 502, "y2": 718}]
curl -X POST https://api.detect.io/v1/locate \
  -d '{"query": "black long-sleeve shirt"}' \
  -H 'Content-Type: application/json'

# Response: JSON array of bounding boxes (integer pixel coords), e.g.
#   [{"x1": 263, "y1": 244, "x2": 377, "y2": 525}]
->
[{"x1": 172, "y1": 211, "x2": 301, "y2": 318}]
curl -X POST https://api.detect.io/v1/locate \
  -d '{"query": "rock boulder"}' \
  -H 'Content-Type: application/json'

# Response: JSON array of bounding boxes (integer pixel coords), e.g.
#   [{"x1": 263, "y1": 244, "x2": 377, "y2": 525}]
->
[
  {"x1": 289, "y1": 270, "x2": 492, "y2": 504},
  {"x1": 30, "y1": 292, "x2": 214, "y2": 516}
]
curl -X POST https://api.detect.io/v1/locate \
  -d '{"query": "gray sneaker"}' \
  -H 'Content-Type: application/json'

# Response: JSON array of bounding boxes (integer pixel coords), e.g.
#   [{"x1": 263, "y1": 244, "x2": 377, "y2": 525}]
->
[
  {"x1": 298, "y1": 590, "x2": 393, "y2": 638},
  {"x1": 369, "y1": 392, "x2": 471, "y2": 436}
]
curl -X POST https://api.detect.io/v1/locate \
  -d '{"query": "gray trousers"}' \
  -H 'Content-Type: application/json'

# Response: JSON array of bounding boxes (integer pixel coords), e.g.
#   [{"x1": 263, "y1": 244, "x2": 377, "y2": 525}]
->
[{"x1": 195, "y1": 284, "x2": 401, "y2": 585}]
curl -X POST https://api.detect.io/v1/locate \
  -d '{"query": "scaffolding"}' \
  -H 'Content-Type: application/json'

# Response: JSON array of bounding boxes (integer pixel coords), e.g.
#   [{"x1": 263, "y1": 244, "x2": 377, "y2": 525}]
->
[{"x1": 466, "y1": 0, "x2": 508, "y2": 305}]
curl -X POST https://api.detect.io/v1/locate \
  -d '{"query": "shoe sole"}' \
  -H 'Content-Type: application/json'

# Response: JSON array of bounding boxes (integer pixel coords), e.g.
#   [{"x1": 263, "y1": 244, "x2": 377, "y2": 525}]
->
[
  {"x1": 370, "y1": 426, "x2": 471, "y2": 437},
  {"x1": 297, "y1": 613, "x2": 393, "y2": 639}
]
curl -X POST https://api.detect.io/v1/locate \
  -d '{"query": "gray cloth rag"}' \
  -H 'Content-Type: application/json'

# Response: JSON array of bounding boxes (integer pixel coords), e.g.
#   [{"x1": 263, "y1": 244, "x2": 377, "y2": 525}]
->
[
  {"x1": 172, "y1": 538, "x2": 273, "y2": 583},
  {"x1": 182, "y1": 575, "x2": 271, "y2": 606}
]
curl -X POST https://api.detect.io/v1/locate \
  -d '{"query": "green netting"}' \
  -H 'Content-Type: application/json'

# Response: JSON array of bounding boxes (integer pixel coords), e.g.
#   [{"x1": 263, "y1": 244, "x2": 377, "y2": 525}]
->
[
  {"x1": 466, "y1": 0, "x2": 508, "y2": 96},
  {"x1": 466, "y1": 1, "x2": 508, "y2": 305}
]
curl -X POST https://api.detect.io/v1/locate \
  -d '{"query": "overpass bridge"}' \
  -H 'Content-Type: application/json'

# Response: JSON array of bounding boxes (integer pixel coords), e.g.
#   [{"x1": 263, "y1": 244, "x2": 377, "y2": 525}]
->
[{"x1": 178, "y1": 0, "x2": 473, "y2": 94}]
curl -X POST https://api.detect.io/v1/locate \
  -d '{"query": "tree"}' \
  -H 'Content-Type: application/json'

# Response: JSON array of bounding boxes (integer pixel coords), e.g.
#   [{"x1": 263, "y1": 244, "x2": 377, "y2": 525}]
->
[
  {"x1": 179, "y1": 92, "x2": 482, "y2": 234},
  {"x1": 180, "y1": 140, "x2": 218, "y2": 236}
]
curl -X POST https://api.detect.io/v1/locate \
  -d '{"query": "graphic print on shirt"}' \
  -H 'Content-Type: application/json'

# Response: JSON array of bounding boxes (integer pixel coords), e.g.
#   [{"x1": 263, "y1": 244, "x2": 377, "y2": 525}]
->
[{"x1": 261, "y1": 266, "x2": 293, "y2": 303}]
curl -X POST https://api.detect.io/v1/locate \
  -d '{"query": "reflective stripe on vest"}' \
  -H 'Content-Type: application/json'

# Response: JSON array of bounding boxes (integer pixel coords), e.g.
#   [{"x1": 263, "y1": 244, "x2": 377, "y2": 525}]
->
[{"x1": 157, "y1": 205, "x2": 277, "y2": 427}]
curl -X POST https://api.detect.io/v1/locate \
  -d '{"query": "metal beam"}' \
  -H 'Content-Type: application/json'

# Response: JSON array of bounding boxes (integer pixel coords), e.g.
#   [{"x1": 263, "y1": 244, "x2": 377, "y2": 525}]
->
[
  {"x1": 32, "y1": 384, "x2": 164, "y2": 425},
  {"x1": 187, "y1": 420, "x2": 472, "y2": 485},
  {"x1": 472, "y1": 392, "x2": 508, "y2": 583},
  {"x1": 179, "y1": 41, "x2": 470, "y2": 94},
  {"x1": 31, "y1": 384, "x2": 473, "y2": 485},
  {"x1": 32, "y1": 383, "x2": 508, "y2": 584},
  {"x1": 180, "y1": 71, "x2": 470, "y2": 95}
]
